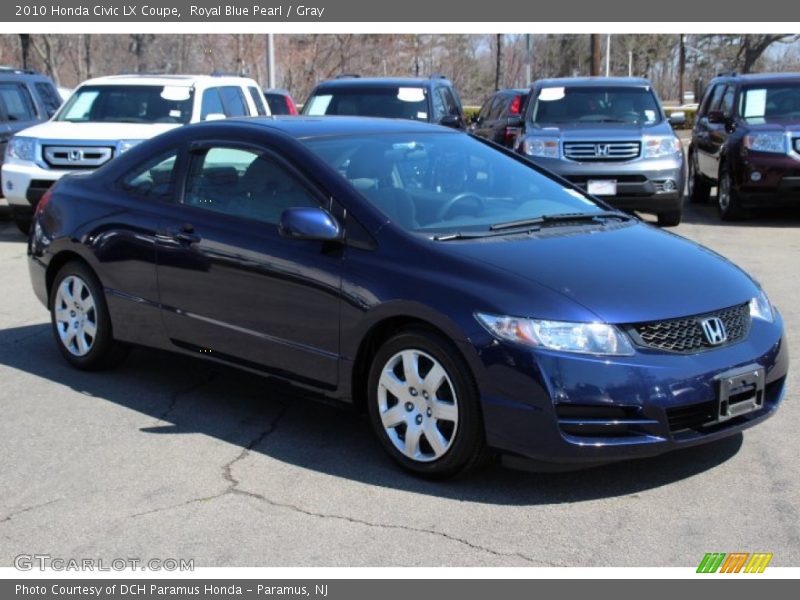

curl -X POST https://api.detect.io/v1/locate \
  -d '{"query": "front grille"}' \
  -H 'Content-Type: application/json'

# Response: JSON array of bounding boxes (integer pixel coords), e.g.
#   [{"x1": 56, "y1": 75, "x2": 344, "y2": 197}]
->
[
  {"x1": 43, "y1": 145, "x2": 114, "y2": 169},
  {"x1": 563, "y1": 141, "x2": 640, "y2": 162},
  {"x1": 629, "y1": 303, "x2": 750, "y2": 353}
]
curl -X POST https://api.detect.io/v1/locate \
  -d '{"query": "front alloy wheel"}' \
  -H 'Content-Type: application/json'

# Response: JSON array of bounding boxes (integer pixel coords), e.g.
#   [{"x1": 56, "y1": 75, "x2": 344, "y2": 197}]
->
[
  {"x1": 367, "y1": 328, "x2": 488, "y2": 478},
  {"x1": 717, "y1": 165, "x2": 747, "y2": 221}
]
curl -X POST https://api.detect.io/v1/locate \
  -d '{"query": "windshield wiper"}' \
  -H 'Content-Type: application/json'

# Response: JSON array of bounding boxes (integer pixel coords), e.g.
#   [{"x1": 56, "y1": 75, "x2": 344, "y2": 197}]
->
[{"x1": 489, "y1": 211, "x2": 632, "y2": 231}]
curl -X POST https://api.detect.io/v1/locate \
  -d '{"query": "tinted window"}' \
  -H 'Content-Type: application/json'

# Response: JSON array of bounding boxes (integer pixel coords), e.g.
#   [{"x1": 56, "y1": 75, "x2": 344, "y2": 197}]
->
[
  {"x1": 220, "y1": 86, "x2": 248, "y2": 117},
  {"x1": 439, "y1": 87, "x2": 459, "y2": 116},
  {"x1": 120, "y1": 151, "x2": 179, "y2": 200},
  {"x1": 706, "y1": 84, "x2": 727, "y2": 113},
  {"x1": 487, "y1": 95, "x2": 506, "y2": 120},
  {"x1": 304, "y1": 132, "x2": 605, "y2": 234},
  {"x1": 0, "y1": 83, "x2": 36, "y2": 121},
  {"x1": 34, "y1": 82, "x2": 62, "y2": 116},
  {"x1": 531, "y1": 86, "x2": 662, "y2": 125},
  {"x1": 265, "y1": 93, "x2": 290, "y2": 115},
  {"x1": 719, "y1": 85, "x2": 736, "y2": 116},
  {"x1": 304, "y1": 86, "x2": 429, "y2": 121},
  {"x1": 56, "y1": 85, "x2": 193, "y2": 124},
  {"x1": 185, "y1": 147, "x2": 318, "y2": 224},
  {"x1": 248, "y1": 87, "x2": 267, "y2": 116},
  {"x1": 201, "y1": 88, "x2": 225, "y2": 119},
  {"x1": 476, "y1": 96, "x2": 494, "y2": 121},
  {"x1": 431, "y1": 89, "x2": 446, "y2": 120}
]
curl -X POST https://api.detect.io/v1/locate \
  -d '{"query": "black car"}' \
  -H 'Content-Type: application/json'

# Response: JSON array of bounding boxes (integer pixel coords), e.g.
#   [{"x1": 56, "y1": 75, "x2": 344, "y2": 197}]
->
[
  {"x1": 302, "y1": 75, "x2": 466, "y2": 129},
  {"x1": 470, "y1": 88, "x2": 530, "y2": 148},
  {"x1": 688, "y1": 72, "x2": 800, "y2": 220},
  {"x1": 263, "y1": 88, "x2": 298, "y2": 115},
  {"x1": 0, "y1": 67, "x2": 62, "y2": 198}
]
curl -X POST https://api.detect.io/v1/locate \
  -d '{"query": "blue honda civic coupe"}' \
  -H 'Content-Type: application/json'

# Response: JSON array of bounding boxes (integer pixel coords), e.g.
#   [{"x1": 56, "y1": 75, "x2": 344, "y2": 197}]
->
[{"x1": 27, "y1": 117, "x2": 788, "y2": 478}]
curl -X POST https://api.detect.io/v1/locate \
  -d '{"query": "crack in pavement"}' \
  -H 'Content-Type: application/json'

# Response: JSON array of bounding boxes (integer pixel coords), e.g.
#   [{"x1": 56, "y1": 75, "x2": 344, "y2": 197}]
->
[
  {"x1": 153, "y1": 373, "x2": 217, "y2": 424},
  {"x1": 130, "y1": 401, "x2": 558, "y2": 566},
  {"x1": 0, "y1": 498, "x2": 61, "y2": 525}
]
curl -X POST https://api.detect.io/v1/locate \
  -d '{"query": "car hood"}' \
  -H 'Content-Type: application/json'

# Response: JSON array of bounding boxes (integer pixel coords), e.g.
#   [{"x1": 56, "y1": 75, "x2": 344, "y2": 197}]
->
[
  {"x1": 742, "y1": 118, "x2": 800, "y2": 133},
  {"x1": 442, "y1": 222, "x2": 758, "y2": 324},
  {"x1": 12, "y1": 120, "x2": 181, "y2": 142},
  {"x1": 530, "y1": 122, "x2": 670, "y2": 140}
]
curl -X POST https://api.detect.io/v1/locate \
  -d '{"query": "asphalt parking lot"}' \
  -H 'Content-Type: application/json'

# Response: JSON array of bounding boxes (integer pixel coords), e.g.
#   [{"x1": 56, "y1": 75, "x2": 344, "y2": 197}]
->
[{"x1": 0, "y1": 201, "x2": 798, "y2": 568}]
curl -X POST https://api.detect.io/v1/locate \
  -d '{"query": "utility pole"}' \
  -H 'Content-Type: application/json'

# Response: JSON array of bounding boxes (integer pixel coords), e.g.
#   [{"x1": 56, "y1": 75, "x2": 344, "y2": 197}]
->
[
  {"x1": 678, "y1": 34, "x2": 686, "y2": 104},
  {"x1": 266, "y1": 33, "x2": 276, "y2": 89},
  {"x1": 525, "y1": 34, "x2": 532, "y2": 86},
  {"x1": 590, "y1": 34, "x2": 602, "y2": 76},
  {"x1": 605, "y1": 34, "x2": 611, "y2": 76},
  {"x1": 495, "y1": 34, "x2": 503, "y2": 90}
]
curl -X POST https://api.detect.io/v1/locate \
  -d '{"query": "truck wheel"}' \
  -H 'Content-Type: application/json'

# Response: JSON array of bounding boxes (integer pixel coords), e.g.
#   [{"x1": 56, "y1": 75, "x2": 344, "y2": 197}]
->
[
  {"x1": 657, "y1": 210, "x2": 682, "y2": 227},
  {"x1": 717, "y1": 164, "x2": 748, "y2": 221},
  {"x1": 688, "y1": 155, "x2": 711, "y2": 204}
]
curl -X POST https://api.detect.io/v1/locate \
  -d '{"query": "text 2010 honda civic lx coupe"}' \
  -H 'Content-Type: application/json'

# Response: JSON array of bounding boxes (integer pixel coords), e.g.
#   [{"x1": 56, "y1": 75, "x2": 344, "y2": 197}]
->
[{"x1": 27, "y1": 117, "x2": 788, "y2": 478}]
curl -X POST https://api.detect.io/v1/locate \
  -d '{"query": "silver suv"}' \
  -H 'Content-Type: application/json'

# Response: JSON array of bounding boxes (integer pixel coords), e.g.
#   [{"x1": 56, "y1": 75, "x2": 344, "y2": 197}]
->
[{"x1": 515, "y1": 77, "x2": 686, "y2": 226}]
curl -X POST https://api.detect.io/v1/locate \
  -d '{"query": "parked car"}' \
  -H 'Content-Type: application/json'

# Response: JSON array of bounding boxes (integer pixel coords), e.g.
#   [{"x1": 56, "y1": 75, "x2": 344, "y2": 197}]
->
[
  {"x1": 470, "y1": 88, "x2": 530, "y2": 148},
  {"x1": 3, "y1": 73, "x2": 269, "y2": 233},
  {"x1": 302, "y1": 75, "x2": 466, "y2": 129},
  {"x1": 513, "y1": 77, "x2": 686, "y2": 226},
  {"x1": 28, "y1": 116, "x2": 786, "y2": 478},
  {"x1": 688, "y1": 72, "x2": 800, "y2": 220},
  {"x1": 0, "y1": 67, "x2": 63, "y2": 210},
  {"x1": 263, "y1": 88, "x2": 298, "y2": 115}
]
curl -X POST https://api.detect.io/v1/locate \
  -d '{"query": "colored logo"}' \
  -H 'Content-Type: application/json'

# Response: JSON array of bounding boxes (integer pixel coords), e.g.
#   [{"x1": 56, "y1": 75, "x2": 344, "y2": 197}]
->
[{"x1": 697, "y1": 552, "x2": 773, "y2": 573}]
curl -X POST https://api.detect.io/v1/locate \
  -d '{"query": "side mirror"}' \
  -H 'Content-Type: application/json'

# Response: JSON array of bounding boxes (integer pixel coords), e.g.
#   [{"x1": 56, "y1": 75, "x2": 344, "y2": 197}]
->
[
  {"x1": 707, "y1": 110, "x2": 726, "y2": 124},
  {"x1": 203, "y1": 112, "x2": 226, "y2": 121},
  {"x1": 668, "y1": 111, "x2": 686, "y2": 126},
  {"x1": 279, "y1": 207, "x2": 342, "y2": 242},
  {"x1": 439, "y1": 114, "x2": 461, "y2": 129}
]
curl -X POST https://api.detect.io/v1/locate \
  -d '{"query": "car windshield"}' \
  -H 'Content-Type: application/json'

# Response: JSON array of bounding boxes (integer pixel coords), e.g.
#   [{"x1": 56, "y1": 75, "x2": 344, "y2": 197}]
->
[
  {"x1": 303, "y1": 87, "x2": 429, "y2": 121},
  {"x1": 739, "y1": 83, "x2": 800, "y2": 122},
  {"x1": 55, "y1": 85, "x2": 194, "y2": 124},
  {"x1": 531, "y1": 86, "x2": 662, "y2": 125},
  {"x1": 303, "y1": 132, "x2": 607, "y2": 235}
]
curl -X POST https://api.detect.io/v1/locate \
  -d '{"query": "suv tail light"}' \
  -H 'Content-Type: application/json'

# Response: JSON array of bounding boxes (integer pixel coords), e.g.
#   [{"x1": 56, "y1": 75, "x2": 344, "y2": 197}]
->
[
  {"x1": 286, "y1": 96, "x2": 298, "y2": 116},
  {"x1": 509, "y1": 94, "x2": 522, "y2": 115}
]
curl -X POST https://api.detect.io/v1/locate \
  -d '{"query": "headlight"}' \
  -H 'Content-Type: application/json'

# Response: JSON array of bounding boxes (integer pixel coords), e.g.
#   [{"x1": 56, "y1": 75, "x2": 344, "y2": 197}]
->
[
  {"x1": 643, "y1": 135, "x2": 681, "y2": 159},
  {"x1": 744, "y1": 133, "x2": 786, "y2": 154},
  {"x1": 749, "y1": 289, "x2": 774, "y2": 323},
  {"x1": 6, "y1": 137, "x2": 36, "y2": 161},
  {"x1": 117, "y1": 140, "x2": 144, "y2": 154},
  {"x1": 475, "y1": 313, "x2": 634, "y2": 356},
  {"x1": 521, "y1": 137, "x2": 559, "y2": 159}
]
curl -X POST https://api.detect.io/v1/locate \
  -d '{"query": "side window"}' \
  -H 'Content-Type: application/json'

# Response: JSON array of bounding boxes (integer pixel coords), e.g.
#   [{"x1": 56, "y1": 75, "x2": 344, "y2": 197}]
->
[
  {"x1": 487, "y1": 95, "x2": 505, "y2": 120},
  {"x1": 476, "y1": 97, "x2": 493, "y2": 121},
  {"x1": 431, "y1": 89, "x2": 446, "y2": 121},
  {"x1": 248, "y1": 86, "x2": 267, "y2": 116},
  {"x1": 201, "y1": 88, "x2": 225, "y2": 120},
  {"x1": 707, "y1": 84, "x2": 727, "y2": 113},
  {"x1": 698, "y1": 84, "x2": 720, "y2": 116},
  {"x1": 439, "y1": 87, "x2": 459, "y2": 116},
  {"x1": 119, "y1": 151, "x2": 180, "y2": 200},
  {"x1": 34, "y1": 82, "x2": 62, "y2": 117},
  {"x1": 0, "y1": 83, "x2": 36, "y2": 121},
  {"x1": 220, "y1": 86, "x2": 248, "y2": 117},
  {"x1": 184, "y1": 146, "x2": 319, "y2": 225},
  {"x1": 720, "y1": 85, "x2": 736, "y2": 116}
]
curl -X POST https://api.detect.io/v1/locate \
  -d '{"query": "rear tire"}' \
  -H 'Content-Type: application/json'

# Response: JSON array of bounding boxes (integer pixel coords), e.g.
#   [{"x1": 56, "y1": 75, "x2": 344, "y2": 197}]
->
[
  {"x1": 367, "y1": 328, "x2": 488, "y2": 479},
  {"x1": 50, "y1": 261, "x2": 129, "y2": 370},
  {"x1": 717, "y1": 164, "x2": 748, "y2": 221},
  {"x1": 688, "y1": 154, "x2": 711, "y2": 204},
  {"x1": 12, "y1": 210, "x2": 31, "y2": 234}
]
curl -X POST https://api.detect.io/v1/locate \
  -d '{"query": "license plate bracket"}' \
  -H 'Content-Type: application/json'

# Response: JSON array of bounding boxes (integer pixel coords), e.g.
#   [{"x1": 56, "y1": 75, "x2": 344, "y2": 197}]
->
[{"x1": 715, "y1": 365, "x2": 765, "y2": 423}]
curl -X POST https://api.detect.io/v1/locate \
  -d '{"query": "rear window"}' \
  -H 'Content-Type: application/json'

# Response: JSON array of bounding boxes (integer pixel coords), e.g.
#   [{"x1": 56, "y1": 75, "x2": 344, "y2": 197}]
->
[
  {"x1": 266, "y1": 93, "x2": 291, "y2": 115},
  {"x1": 303, "y1": 86, "x2": 429, "y2": 121}
]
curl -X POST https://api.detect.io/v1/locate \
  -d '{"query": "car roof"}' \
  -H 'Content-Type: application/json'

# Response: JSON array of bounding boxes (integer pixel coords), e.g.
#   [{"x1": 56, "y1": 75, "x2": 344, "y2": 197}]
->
[
  {"x1": 710, "y1": 72, "x2": 800, "y2": 85},
  {"x1": 76, "y1": 74, "x2": 257, "y2": 88},
  {"x1": 534, "y1": 76, "x2": 652, "y2": 88},
  {"x1": 313, "y1": 77, "x2": 450, "y2": 90},
  {"x1": 224, "y1": 115, "x2": 459, "y2": 138}
]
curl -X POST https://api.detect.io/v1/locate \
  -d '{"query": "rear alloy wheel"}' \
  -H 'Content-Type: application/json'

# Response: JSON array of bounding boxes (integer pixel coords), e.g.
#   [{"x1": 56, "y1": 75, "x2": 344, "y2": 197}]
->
[
  {"x1": 717, "y1": 164, "x2": 747, "y2": 221},
  {"x1": 367, "y1": 329, "x2": 487, "y2": 478},
  {"x1": 50, "y1": 261, "x2": 129, "y2": 370},
  {"x1": 688, "y1": 154, "x2": 711, "y2": 204}
]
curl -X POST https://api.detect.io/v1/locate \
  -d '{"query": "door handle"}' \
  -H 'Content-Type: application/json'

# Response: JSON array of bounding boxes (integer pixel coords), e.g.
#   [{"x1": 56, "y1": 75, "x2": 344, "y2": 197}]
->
[{"x1": 167, "y1": 224, "x2": 201, "y2": 245}]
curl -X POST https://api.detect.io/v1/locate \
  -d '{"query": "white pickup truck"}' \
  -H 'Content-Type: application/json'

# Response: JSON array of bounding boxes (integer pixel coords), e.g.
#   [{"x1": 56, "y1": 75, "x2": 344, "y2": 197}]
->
[{"x1": 3, "y1": 73, "x2": 270, "y2": 232}]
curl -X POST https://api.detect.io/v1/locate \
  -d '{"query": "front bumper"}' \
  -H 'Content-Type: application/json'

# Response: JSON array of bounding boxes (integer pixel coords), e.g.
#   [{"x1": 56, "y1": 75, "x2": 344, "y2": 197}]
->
[
  {"x1": 2, "y1": 161, "x2": 68, "y2": 211},
  {"x1": 528, "y1": 155, "x2": 685, "y2": 215},
  {"x1": 473, "y1": 313, "x2": 787, "y2": 464},
  {"x1": 734, "y1": 152, "x2": 800, "y2": 206}
]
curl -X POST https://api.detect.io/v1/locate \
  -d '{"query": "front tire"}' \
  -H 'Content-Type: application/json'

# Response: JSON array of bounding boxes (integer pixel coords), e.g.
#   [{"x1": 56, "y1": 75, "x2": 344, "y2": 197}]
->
[
  {"x1": 367, "y1": 328, "x2": 488, "y2": 478},
  {"x1": 717, "y1": 164, "x2": 748, "y2": 221},
  {"x1": 11, "y1": 208, "x2": 31, "y2": 234},
  {"x1": 688, "y1": 154, "x2": 711, "y2": 204},
  {"x1": 657, "y1": 209, "x2": 682, "y2": 227},
  {"x1": 50, "y1": 261, "x2": 129, "y2": 370}
]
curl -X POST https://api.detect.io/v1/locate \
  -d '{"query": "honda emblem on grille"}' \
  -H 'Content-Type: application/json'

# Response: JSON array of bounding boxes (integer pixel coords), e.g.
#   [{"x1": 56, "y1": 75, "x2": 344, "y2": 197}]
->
[
  {"x1": 68, "y1": 150, "x2": 83, "y2": 162},
  {"x1": 595, "y1": 143, "x2": 611, "y2": 157},
  {"x1": 700, "y1": 317, "x2": 727, "y2": 345}
]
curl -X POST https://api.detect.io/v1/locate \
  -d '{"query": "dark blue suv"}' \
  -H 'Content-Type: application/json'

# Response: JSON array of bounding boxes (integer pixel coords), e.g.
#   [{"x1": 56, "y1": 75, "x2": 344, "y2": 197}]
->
[{"x1": 28, "y1": 117, "x2": 787, "y2": 478}]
